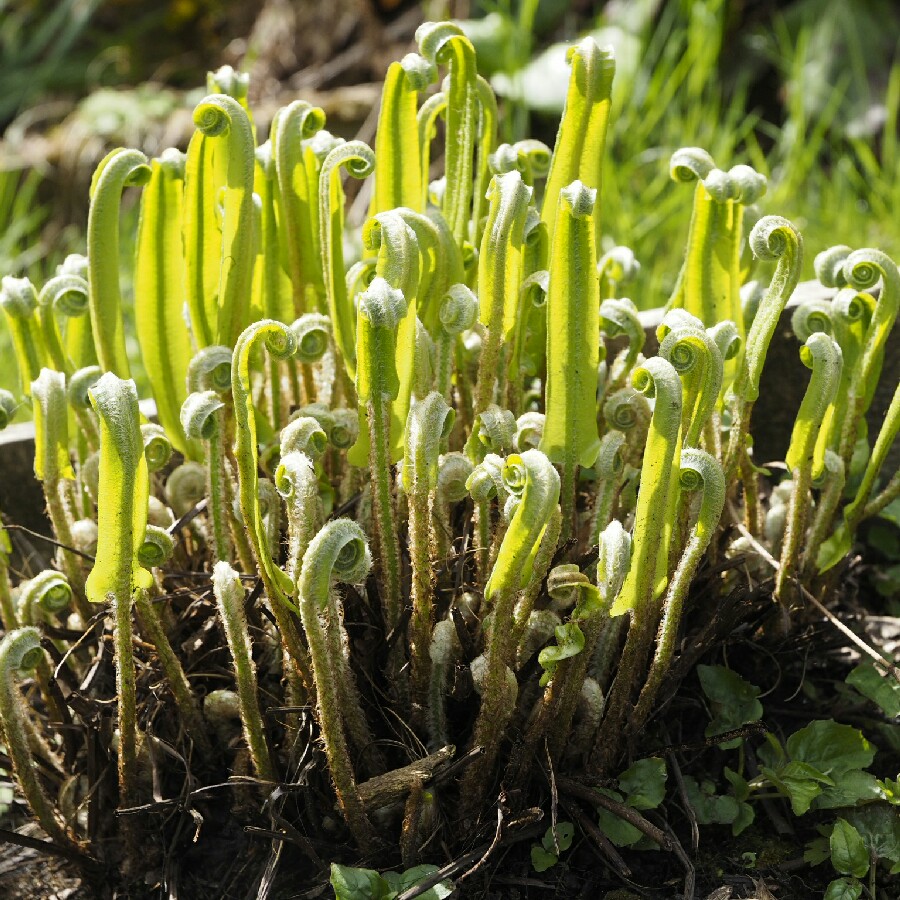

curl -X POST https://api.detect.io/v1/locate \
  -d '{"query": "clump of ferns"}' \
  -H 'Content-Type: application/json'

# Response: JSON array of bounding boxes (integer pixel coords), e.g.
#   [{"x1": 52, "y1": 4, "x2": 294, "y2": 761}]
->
[{"x1": 0, "y1": 22, "x2": 896, "y2": 887}]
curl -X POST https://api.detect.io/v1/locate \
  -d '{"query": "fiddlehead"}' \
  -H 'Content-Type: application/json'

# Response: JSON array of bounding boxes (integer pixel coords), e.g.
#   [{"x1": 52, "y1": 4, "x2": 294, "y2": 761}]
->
[
  {"x1": 463, "y1": 449, "x2": 560, "y2": 806},
  {"x1": 472, "y1": 171, "x2": 532, "y2": 416},
  {"x1": 319, "y1": 140, "x2": 376, "y2": 378},
  {"x1": 402, "y1": 392, "x2": 455, "y2": 721},
  {"x1": 291, "y1": 313, "x2": 331, "y2": 365},
  {"x1": 416, "y1": 22, "x2": 478, "y2": 246},
  {"x1": 134, "y1": 148, "x2": 197, "y2": 457},
  {"x1": 0, "y1": 627, "x2": 73, "y2": 846},
  {"x1": 541, "y1": 180, "x2": 601, "y2": 539},
  {"x1": 835, "y1": 248, "x2": 900, "y2": 466},
  {"x1": 192, "y1": 94, "x2": 256, "y2": 347},
  {"x1": 85, "y1": 373, "x2": 151, "y2": 808},
  {"x1": 597, "y1": 245, "x2": 640, "y2": 299},
  {"x1": 18, "y1": 571, "x2": 72, "y2": 624},
  {"x1": 298, "y1": 520, "x2": 375, "y2": 849},
  {"x1": 212, "y1": 562, "x2": 276, "y2": 781},
  {"x1": 186, "y1": 345, "x2": 233, "y2": 394},
  {"x1": 369, "y1": 53, "x2": 435, "y2": 217},
  {"x1": 87, "y1": 148, "x2": 151, "y2": 375},
  {"x1": 232, "y1": 320, "x2": 297, "y2": 607},
  {"x1": 658, "y1": 314, "x2": 723, "y2": 448},
  {"x1": 141, "y1": 424, "x2": 173, "y2": 473},
  {"x1": 541, "y1": 37, "x2": 615, "y2": 249},
  {"x1": 727, "y1": 215, "x2": 802, "y2": 479},
  {"x1": 632, "y1": 449, "x2": 725, "y2": 732},
  {"x1": 435, "y1": 283, "x2": 477, "y2": 401},
  {"x1": 181, "y1": 390, "x2": 230, "y2": 560},
  {"x1": 777, "y1": 332, "x2": 843, "y2": 605},
  {"x1": 600, "y1": 297, "x2": 645, "y2": 394},
  {"x1": 353, "y1": 277, "x2": 407, "y2": 629},
  {"x1": 137, "y1": 525, "x2": 176, "y2": 568},
  {"x1": 37, "y1": 273, "x2": 89, "y2": 375},
  {"x1": 1, "y1": 276, "x2": 47, "y2": 395},
  {"x1": 271, "y1": 101, "x2": 327, "y2": 317}
]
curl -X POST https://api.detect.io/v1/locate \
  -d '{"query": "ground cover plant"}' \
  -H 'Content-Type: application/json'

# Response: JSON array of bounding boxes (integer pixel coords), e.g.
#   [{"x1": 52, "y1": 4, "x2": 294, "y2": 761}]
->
[{"x1": 0, "y1": 17, "x2": 898, "y2": 899}]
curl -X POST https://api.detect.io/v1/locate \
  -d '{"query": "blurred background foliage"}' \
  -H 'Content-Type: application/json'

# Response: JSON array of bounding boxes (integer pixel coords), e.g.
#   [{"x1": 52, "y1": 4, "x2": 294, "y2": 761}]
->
[{"x1": 1, "y1": 0, "x2": 899, "y2": 394}]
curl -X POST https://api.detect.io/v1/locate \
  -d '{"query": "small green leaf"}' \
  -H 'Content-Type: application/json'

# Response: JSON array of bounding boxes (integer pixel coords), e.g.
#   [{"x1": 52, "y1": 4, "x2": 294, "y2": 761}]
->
[
  {"x1": 541, "y1": 821, "x2": 575, "y2": 854},
  {"x1": 698, "y1": 664, "x2": 763, "y2": 747},
  {"x1": 846, "y1": 662, "x2": 900, "y2": 718},
  {"x1": 618, "y1": 757, "x2": 667, "y2": 810},
  {"x1": 330, "y1": 863, "x2": 389, "y2": 900},
  {"x1": 531, "y1": 845, "x2": 558, "y2": 872},
  {"x1": 681, "y1": 776, "x2": 741, "y2": 825},
  {"x1": 595, "y1": 789, "x2": 643, "y2": 847},
  {"x1": 815, "y1": 769, "x2": 883, "y2": 810},
  {"x1": 830, "y1": 819, "x2": 869, "y2": 877},
  {"x1": 387, "y1": 865, "x2": 453, "y2": 900},
  {"x1": 760, "y1": 760, "x2": 832, "y2": 815},
  {"x1": 823, "y1": 877, "x2": 862, "y2": 900},
  {"x1": 805, "y1": 835, "x2": 832, "y2": 866},
  {"x1": 785, "y1": 720, "x2": 874, "y2": 777},
  {"x1": 846, "y1": 805, "x2": 900, "y2": 867}
]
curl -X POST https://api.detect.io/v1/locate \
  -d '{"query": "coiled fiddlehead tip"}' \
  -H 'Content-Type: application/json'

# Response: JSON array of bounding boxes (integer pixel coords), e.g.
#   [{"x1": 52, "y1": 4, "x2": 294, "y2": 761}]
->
[
  {"x1": 632, "y1": 355, "x2": 681, "y2": 401},
  {"x1": 814, "y1": 245, "x2": 852, "y2": 288},
  {"x1": 158, "y1": 147, "x2": 187, "y2": 178},
  {"x1": 790, "y1": 299, "x2": 833, "y2": 342},
  {"x1": 843, "y1": 247, "x2": 899, "y2": 294},
  {"x1": 439, "y1": 283, "x2": 478, "y2": 334},
  {"x1": 274, "y1": 450, "x2": 316, "y2": 501},
  {"x1": 193, "y1": 93, "x2": 244, "y2": 138},
  {"x1": 137, "y1": 525, "x2": 175, "y2": 568},
  {"x1": 727, "y1": 164, "x2": 767, "y2": 204},
  {"x1": 415, "y1": 20, "x2": 474, "y2": 65},
  {"x1": 187, "y1": 346, "x2": 233, "y2": 394},
  {"x1": 58, "y1": 253, "x2": 89, "y2": 279},
  {"x1": 165, "y1": 462, "x2": 207, "y2": 517},
  {"x1": 281, "y1": 416, "x2": 328, "y2": 460},
  {"x1": 299, "y1": 519, "x2": 372, "y2": 611},
  {"x1": 749, "y1": 215, "x2": 800, "y2": 262},
  {"x1": 38, "y1": 274, "x2": 90, "y2": 318},
  {"x1": 400, "y1": 52, "x2": 437, "y2": 90},
  {"x1": 0, "y1": 389, "x2": 18, "y2": 429},
  {"x1": 291, "y1": 313, "x2": 331, "y2": 364},
  {"x1": 0, "y1": 626, "x2": 44, "y2": 672},
  {"x1": 707, "y1": 320, "x2": 742, "y2": 362},
  {"x1": 357, "y1": 277, "x2": 407, "y2": 330},
  {"x1": 466, "y1": 452, "x2": 506, "y2": 502},
  {"x1": 832, "y1": 287, "x2": 874, "y2": 324},
  {"x1": 594, "y1": 429, "x2": 627, "y2": 477},
  {"x1": 207, "y1": 65, "x2": 250, "y2": 102},
  {"x1": 700, "y1": 167, "x2": 734, "y2": 203},
  {"x1": 323, "y1": 140, "x2": 376, "y2": 182},
  {"x1": 90, "y1": 148, "x2": 151, "y2": 198},
  {"x1": 514, "y1": 411, "x2": 545, "y2": 451},
  {"x1": 475, "y1": 405, "x2": 516, "y2": 453},
  {"x1": 519, "y1": 280, "x2": 548, "y2": 328},
  {"x1": 20, "y1": 571, "x2": 72, "y2": 616},
  {"x1": 180, "y1": 391, "x2": 224, "y2": 442},
  {"x1": 68, "y1": 366, "x2": 102, "y2": 409},
  {"x1": 0, "y1": 276, "x2": 38, "y2": 318},
  {"x1": 141, "y1": 424, "x2": 173, "y2": 472},
  {"x1": 670, "y1": 147, "x2": 716, "y2": 183},
  {"x1": 437, "y1": 452, "x2": 474, "y2": 503},
  {"x1": 402, "y1": 391, "x2": 455, "y2": 491},
  {"x1": 329, "y1": 409, "x2": 359, "y2": 450},
  {"x1": 597, "y1": 246, "x2": 640, "y2": 283},
  {"x1": 559, "y1": 180, "x2": 596, "y2": 219},
  {"x1": 603, "y1": 387, "x2": 649, "y2": 432},
  {"x1": 236, "y1": 319, "x2": 297, "y2": 363}
]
